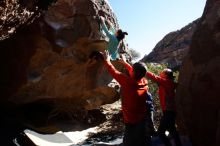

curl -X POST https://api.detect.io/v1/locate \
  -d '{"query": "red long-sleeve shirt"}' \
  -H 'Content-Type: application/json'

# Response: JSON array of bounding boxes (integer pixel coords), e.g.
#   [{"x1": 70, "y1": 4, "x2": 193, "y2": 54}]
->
[
  {"x1": 105, "y1": 61, "x2": 148, "y2": 124},
  {"x1": 146, "y1": 71, "x2": 177, "y2": 112}
]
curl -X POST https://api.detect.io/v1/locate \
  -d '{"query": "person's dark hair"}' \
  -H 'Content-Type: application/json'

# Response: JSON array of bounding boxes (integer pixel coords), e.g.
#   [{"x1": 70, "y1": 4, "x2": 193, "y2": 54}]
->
[
  {"x1": 116, "y1": 29, "x2": 128, "y2": 41},
  {"x1": 163, "y1": 68, "x2": 175, "y2": 80},
  {"x1": 132, "y1": 62, "x2": 147, "y2": 80}
]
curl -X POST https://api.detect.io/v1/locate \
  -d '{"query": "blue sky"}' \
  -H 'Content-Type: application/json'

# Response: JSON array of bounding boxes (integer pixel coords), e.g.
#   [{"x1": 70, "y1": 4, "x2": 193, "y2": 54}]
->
[{"x1": 108, "y1": 0, "x2": 207, "y2": 59}]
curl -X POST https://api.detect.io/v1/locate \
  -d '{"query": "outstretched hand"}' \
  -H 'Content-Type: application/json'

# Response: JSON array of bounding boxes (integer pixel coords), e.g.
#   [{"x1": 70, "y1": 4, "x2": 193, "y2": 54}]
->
[
  {"x1": 118, "y1": 54, "x2": 128, "y2": 64},
  {"x1": 100, "y1": 50, "x2": 110, "y2": 62},
  {"x1": 100, "y1": 16, "x2": 105, "y2": 23},
  {"x1": 121, "y1": 54, "x2": 127, "y2": 62},
  {"x1": 100, "y1": 16, "x2": 113, "y2": 28}
]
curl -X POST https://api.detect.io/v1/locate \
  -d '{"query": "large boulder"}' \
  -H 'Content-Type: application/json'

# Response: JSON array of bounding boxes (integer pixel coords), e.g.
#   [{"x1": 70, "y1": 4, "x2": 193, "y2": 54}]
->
[
  {"x1": 176, "y1": 0, "x2": 220, "y2": 145},
  {"x1": 0, "y1": 0, "x2": 121, "y2": 112}
]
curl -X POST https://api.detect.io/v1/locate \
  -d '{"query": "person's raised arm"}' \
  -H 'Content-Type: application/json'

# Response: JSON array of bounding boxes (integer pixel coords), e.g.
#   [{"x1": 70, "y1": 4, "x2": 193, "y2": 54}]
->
[
  {"x1": 101, "y1": 51, "x2": 124, "y2": 84},
  {"x1": 119, "y1": 54, "x2": 133, "y2": 76},
  {"x1": 146, "y1": 71, "x2": 166, "y2": 85},
  {"x1": 100, "y1": 17, "x2": 114, "y2": 38}
]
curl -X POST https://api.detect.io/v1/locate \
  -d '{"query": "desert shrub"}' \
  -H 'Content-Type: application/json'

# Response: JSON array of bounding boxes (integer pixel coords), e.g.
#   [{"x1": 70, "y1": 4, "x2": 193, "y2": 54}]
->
[{"x1": 129, "y1": 48, "x2": 141, "y2": 60}]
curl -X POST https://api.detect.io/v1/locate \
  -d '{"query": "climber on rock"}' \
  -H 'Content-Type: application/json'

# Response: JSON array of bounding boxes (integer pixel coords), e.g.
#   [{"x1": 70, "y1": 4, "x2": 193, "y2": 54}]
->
[{"x1": 99, "y1": 16, "x2": 128, "y2": 60}]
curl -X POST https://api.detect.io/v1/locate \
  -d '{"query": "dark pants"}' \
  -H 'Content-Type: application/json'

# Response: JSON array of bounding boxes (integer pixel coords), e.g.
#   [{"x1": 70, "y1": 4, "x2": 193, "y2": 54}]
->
[
  {"x1": 158, "y1": 110, "x2": 182, "y2": 146},
  {"x1": 123, "y1": 120, "x2": 151, "y2": 146}
]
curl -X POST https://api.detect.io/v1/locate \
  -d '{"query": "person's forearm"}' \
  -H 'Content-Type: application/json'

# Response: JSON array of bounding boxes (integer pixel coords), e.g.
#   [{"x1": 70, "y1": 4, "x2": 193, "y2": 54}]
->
[
  {"x1": 146, "y1": 71, "x2": 157, "y2": 80},
  {"x1": 146, "y1": 71, "x2": 165, "y2": 84},
  {"x1": 101, "y1": 20, "x2": 113, "y2": 38},
  {"x1": 122, "y1": 61, "x2": 132, "y2": 73},
  {"x1": 105, "y1": 60, "x2": 118, "y2": 77},
  {"x1": 104, "y1": 60, "x2": 122, "y2": 83}
]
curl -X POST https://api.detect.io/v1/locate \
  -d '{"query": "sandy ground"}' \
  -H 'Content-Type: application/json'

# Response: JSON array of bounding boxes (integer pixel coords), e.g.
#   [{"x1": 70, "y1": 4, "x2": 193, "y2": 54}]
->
[
  {"x1": 18, "y1": 100, "x2": 124, "y2": 146},
  {"x1": 4, "y1": 100, "x2": 192, "y2": 146}
]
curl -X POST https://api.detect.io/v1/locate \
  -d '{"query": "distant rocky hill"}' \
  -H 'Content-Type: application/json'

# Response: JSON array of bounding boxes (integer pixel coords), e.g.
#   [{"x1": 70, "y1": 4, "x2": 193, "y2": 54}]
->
[{"x1": 141, "y1": 18, "x2": 200, "y2": 69}]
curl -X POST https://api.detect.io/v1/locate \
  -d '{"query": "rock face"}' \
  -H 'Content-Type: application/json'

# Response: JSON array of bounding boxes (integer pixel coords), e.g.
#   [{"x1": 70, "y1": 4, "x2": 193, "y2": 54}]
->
[
  {"x1": 0, "y1": 0, "x2": 56, "y2": 40},
  {"x1": 142, "y1": 19, "x2": 200, "y2": 69},
  {"x1": 176, "y1": 0, "x2": 220, "y2": 145},
  {"x1": 0, "y1": 0, "x2": 122, "y2": 112}
]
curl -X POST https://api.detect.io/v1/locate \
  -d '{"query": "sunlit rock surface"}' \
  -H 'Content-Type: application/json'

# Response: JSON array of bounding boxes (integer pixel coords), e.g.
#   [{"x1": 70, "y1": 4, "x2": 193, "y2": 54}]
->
[
  {"x1": 176, "y1": 0, "x2": 220, "y2": 145},
  {"x1": 0, "y1": 0, "x2": 121, "y2": 111}
]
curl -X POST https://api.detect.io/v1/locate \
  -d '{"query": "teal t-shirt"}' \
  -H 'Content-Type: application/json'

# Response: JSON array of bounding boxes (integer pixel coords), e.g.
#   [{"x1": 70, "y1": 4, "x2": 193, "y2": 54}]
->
[{"x1": 101, "y1": 22, "x2": 119, "y2": 60}]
